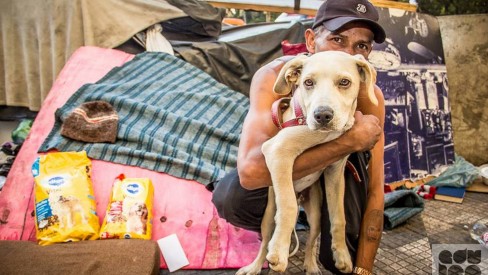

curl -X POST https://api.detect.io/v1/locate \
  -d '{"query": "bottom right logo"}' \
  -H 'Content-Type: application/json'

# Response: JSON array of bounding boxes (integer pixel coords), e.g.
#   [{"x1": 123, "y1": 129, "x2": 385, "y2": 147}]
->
[{"x1": 432, "y1": 244, "x2": 488, "y2": 275}]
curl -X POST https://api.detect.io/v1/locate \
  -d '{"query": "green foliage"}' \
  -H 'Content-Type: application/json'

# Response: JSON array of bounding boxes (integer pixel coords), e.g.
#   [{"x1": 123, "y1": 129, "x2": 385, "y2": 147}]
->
[
  {"x1": 398, "y1": 0, "x2": 488, "y2": 16},
  {"x1": 224, "y1": 8, "x2": 280, "y2": 24},
  {"x1": 225, "y1": 1, "x2": 488, "y2": 21}
]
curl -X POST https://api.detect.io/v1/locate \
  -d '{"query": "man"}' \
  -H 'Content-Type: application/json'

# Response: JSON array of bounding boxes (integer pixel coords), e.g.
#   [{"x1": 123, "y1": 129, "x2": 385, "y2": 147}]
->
[{"x1": 209, "y1": 0, "x2": 385, "y2": 274}]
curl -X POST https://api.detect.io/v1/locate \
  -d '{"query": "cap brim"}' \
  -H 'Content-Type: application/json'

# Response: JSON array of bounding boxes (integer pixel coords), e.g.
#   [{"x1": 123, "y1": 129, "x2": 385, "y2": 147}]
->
[{"x1": 323, "y1": 16, "x2": 386, "y2": 43}]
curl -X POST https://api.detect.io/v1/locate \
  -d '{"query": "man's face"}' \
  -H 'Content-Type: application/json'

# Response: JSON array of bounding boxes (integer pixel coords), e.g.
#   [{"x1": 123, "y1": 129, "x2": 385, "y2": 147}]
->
[{"x1": 306, "y1": 21, "x2": 375, "y2": 59}]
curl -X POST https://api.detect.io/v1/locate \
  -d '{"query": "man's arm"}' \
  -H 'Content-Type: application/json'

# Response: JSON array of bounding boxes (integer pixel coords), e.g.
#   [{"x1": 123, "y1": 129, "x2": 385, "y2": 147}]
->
[
  {"x1": 237, "y1": 59, "x2": 383, "y2": 190},
  {"x1": 354, "y1": 86, "x2": 386, "y2": 273}
]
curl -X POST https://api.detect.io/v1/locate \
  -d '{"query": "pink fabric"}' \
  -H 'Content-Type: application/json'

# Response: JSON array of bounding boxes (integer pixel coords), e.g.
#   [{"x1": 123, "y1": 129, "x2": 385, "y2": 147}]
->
[{"x1": 0, "y1": 46, "x2": 260, "y2": 269}]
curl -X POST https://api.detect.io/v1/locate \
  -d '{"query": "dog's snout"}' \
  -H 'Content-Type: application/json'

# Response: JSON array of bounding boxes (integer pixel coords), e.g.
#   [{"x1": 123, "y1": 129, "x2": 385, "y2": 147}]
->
[{"x1": 313, "y1": 106, "x2": 334, "y2": 125}]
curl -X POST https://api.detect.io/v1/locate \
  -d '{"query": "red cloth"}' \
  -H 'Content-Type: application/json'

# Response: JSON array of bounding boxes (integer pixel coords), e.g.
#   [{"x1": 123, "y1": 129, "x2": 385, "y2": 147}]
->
[
  {"x1": 416, "y1": 184, "x2": 436, "y2": 200},
  {"x1": 0, "y1": 46, "x2": 260, "y2": 269},
  {"x1": 281, "y1": 40, "x2": 308, "y2": 56}
]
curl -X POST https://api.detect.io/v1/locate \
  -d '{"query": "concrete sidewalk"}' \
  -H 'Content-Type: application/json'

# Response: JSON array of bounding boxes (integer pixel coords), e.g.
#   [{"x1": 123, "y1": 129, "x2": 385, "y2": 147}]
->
[{"x1": 161, "y1": 191, "x2": 488, "y2": 274}]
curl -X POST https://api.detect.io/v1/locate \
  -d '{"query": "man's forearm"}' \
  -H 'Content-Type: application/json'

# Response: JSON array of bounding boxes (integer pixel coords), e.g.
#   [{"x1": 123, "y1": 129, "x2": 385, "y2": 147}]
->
[
  {"x1": 238, "y1": 111, "x2": 381, "y2": 189},
  {"x1": 354, "y1": 162, "x2": 384, "y2": 273},
  {"x1": 292, "y1": 112, "x2": 381, "y2": 181},
  {"x1": 240, "y1": 128, "x2": 357, "y2": 188},
  {"x1": 354, "y1": 205, "x2": 384, "y2": 272},
  {"x1": 292, "y1": 138, "x2": 354, "y2": 180},
  {"x1": 354, "y1": 134, "x2": 385, "y2": 273}
]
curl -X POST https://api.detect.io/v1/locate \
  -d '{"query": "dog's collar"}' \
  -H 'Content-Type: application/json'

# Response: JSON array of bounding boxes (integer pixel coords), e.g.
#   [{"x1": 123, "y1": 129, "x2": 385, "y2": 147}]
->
[{"x1": 271, "y1": 92, "x2": 306, "y2": 129}]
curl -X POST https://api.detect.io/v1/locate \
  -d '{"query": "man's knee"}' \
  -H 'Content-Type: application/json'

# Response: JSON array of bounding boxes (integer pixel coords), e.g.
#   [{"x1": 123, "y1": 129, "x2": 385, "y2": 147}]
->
[{"x1": 210, "y1": 170, "x2": 268, "y2": 232}]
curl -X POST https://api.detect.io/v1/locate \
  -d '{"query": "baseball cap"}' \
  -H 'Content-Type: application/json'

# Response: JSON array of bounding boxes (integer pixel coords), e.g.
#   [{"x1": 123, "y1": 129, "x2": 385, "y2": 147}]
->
[{"x1": 312, "y1": 0, "x2": 386, "y2": 43}]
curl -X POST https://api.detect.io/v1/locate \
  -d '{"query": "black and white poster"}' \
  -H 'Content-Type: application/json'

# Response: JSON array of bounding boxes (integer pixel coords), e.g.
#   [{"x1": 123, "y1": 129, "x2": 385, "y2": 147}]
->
[{"x1": 371, "y1": 8, "x2": 455, "y2": 183}]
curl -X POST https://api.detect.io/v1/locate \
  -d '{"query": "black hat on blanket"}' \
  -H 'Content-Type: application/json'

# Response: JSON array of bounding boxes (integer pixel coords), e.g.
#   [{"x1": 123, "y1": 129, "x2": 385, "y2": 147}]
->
[{"x1": 61, "y1": 101, "x2": 119, "y2": 143}]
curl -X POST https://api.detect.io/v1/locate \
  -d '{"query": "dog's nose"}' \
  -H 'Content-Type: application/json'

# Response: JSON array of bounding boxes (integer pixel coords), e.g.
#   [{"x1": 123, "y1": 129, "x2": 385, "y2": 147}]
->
[{"x1": 313, "y1": 106, "x2": 334, "y2": 125}]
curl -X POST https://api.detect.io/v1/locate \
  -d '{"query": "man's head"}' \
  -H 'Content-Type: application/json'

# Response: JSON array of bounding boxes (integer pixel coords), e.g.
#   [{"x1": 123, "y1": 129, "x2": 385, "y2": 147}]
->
[
  {"x1": 305, "y1": 0, "x2": 386, "y2": 58},
  {"x1": 313, "y1": 0, "x2": 385, "y2": 43}
]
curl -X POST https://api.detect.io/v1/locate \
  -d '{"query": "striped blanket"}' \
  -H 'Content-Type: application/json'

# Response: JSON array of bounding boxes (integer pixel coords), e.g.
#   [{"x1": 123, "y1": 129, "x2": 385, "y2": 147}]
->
[{"x1": 39, "y1": 52, "x2": 250, "y2": 185}]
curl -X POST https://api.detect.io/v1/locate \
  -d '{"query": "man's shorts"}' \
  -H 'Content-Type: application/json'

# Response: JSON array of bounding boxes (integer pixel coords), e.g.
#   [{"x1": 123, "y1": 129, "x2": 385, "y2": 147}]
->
[{"x1": 208, "y1": 152, "x2": 370, "y2": 274}]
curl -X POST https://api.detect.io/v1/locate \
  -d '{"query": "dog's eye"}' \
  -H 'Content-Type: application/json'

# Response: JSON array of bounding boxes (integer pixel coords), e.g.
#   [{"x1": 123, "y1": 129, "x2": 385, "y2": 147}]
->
[
  {"x1": 304, "y1": 79, "x2": 314, "y2": 87},
  {"x1": 339, "y1": 79, "x2": 351, "y2": 87}
]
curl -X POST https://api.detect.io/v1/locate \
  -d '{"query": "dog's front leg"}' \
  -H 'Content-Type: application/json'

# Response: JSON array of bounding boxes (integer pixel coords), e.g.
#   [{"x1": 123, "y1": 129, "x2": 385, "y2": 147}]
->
[
  {"x1": 262, "y1": 137, "x2": 300, "y2": 272},
  {"x1": 236, "y1": 188, "x2": 276, "y2": 275},
  {"x1": 324, "y1": 157, "x2": 353, "y2": 273},
  {"x1": 66, "y1": 211, "x2": 74, "y2": 229},
  {"x1": 80, "y1": 209, "x2": 87, "y2": 224}
]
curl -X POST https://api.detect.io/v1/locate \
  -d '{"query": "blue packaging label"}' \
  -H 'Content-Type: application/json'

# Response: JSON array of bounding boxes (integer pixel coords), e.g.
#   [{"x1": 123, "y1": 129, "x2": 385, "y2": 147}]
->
[
  {"x1": 41, "y1": 174, "x2": 70, "y2": 189},
  {"x1": 35, "y1": 198, "x2": 53, "y2": 223},
  {"x1": 31, "y1": 158, "x2": 40, "y2": 177},
  {"x1": 124, "y1": 182, "x2": 144, "y2": 196}
]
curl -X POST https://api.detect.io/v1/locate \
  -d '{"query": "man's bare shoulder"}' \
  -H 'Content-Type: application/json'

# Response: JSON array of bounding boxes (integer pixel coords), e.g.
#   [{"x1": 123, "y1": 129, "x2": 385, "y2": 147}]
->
[
  {"x1": 258, "y1": 55, "x2": 296, "y2": 74},
  {"x1": 274, "y1": 55, "x2": 297, "y2": 64},
  {"x1": 373, "y1": 85, "x2": 385, "y2": 106}
]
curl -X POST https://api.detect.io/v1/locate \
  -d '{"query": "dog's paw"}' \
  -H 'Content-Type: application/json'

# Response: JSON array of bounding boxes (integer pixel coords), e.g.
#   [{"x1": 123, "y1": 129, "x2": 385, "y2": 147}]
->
[
  {"x1": 266, "y1": 250, "x2": 289, "y2": 272},
  {"x1": 305, "y1": 269, "x2": 322, "y2": 275},
  {"x1": 304, "y1": 264, "x2": 322, "y2": 275},
  {"x1": 267, "y1": 253, "x2": 288, "y2": 272},
  {"x1": 235, "y1": 264, "x2": 262, "y2": 275},
  {"x1": 266, "y1": 236, "x2": 291, "y2": 272},
  {"x1": 333, "y1": 248, "x2": 353, "y2": 273},
  {"x1": 303, "y1": 258, "x2": 322, "y2": 275}
]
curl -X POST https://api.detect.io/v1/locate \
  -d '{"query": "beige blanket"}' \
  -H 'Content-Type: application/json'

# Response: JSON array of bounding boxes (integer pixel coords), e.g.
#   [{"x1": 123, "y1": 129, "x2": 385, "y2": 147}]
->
[{"x1": 0, "y1": 0, "x2": 187, "y2": 111}]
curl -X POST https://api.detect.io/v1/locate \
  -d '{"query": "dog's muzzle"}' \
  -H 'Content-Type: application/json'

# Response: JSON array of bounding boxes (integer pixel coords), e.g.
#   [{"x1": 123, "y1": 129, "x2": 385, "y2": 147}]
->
[{"x1": 313, "y1": 106, "x2": 334, "y2": 127}]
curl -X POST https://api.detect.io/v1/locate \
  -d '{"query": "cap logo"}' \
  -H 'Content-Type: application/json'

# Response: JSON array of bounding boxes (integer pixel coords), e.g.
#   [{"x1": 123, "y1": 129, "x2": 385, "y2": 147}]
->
[{"x1": 356, "y1": 4, "x2": 367, "y2": 13}]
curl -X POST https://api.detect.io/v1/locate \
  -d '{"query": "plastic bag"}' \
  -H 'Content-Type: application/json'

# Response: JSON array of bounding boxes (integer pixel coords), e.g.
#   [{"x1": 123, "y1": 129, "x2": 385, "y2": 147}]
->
[
  {"x1": 427, "y1": 155, "x2": 479, "y2": 188},
  {"x1": 32, "y1": 151, "x2": 99, "y2": 245},
  {"x1": 100, "y1": 174, "x2": 154, "y2": 240}
]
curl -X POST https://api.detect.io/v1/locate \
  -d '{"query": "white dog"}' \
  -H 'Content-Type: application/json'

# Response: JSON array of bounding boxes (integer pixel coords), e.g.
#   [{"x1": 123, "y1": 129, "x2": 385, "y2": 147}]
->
[
  {"x1": 237, "y1": 51, "x2": 377, "y2": 275},
  {"x1": 48, "y1": 190, "x2": 87, "y2": 229},
  {"x1": 126, "y1": 202, "x2": 148, "y2": 235}
]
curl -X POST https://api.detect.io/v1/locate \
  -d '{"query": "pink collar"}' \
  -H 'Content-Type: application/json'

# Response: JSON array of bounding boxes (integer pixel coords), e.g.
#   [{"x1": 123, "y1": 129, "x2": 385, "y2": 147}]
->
[{"x1": 271, "y1": 92, "x2": 307, "y2": 129}]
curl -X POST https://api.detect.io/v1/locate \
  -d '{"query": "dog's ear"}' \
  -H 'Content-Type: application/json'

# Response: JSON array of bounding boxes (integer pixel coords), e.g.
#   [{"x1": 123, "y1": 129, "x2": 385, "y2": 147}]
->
[
  {"x1": 354, "y1": 55, "x2": 378, "y2": 106},
  {"x1": 273, "y1": 55, "x2": 308, "y2": 95}
]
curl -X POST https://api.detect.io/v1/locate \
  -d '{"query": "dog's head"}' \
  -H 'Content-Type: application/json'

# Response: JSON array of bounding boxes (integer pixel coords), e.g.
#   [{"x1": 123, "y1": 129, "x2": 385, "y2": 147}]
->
[
  {"x1": 128, "y1": 202, "x2": 148, "y2": 221},
  {"x1": 273, "y1": 51, "x2": 378, "y2": 131},
  {"x1": 47, "y1": 189, "x2": 63, "y2": 203}
]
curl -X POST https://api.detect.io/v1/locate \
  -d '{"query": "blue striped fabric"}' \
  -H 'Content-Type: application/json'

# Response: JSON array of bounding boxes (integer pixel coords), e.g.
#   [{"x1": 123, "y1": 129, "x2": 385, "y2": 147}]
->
[
  {"x1": 383, "y1": 190, "x2": 424, "y2": 229},
  {"x1": 40, "y1": 52, "x2": 250, "y2": 185}
]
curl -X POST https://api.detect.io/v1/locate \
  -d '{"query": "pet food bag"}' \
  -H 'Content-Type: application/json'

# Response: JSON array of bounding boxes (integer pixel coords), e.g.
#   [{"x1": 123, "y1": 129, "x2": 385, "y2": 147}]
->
[
  {"x1": 100, "y1": 174, "x2": 154, "y2": 240},
  {"x1": 32, "y1": 151, "x2": 100, "y2": 245}
]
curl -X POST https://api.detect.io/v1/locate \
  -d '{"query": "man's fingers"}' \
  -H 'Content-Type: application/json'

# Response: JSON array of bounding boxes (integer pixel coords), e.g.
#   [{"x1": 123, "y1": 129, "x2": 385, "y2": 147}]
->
[
  {"x1": 355, "y1": 111, "x2": 380, "y2": 126},
  {"x1": 354, "y1": 111, "x2": 363, "y2": 120},
  {"x1": 371, "y1": 115, "x2": 380, "y2": 124}
]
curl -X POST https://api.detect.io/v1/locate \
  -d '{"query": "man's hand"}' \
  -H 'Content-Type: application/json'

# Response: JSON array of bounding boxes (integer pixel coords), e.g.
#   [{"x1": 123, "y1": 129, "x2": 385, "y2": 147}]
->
[{"x1": 343, "y1": 111, "x2": 382, "y2": 152}]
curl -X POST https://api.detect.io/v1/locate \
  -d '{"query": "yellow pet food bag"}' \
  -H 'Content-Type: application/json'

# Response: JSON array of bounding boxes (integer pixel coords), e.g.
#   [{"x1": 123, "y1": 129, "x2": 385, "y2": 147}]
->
[
  {"x1": 32, "y1": 151, "x2": 100, "y2": 245},
  {"x1": 100, "y1": 174, "x2": 154, "y2": 240}
]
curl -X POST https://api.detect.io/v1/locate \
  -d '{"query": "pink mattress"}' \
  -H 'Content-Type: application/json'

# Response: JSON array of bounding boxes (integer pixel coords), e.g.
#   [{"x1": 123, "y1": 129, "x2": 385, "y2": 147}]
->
[{"x1": 0, "y1": 46, "x2": 260, "y2": 269}]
